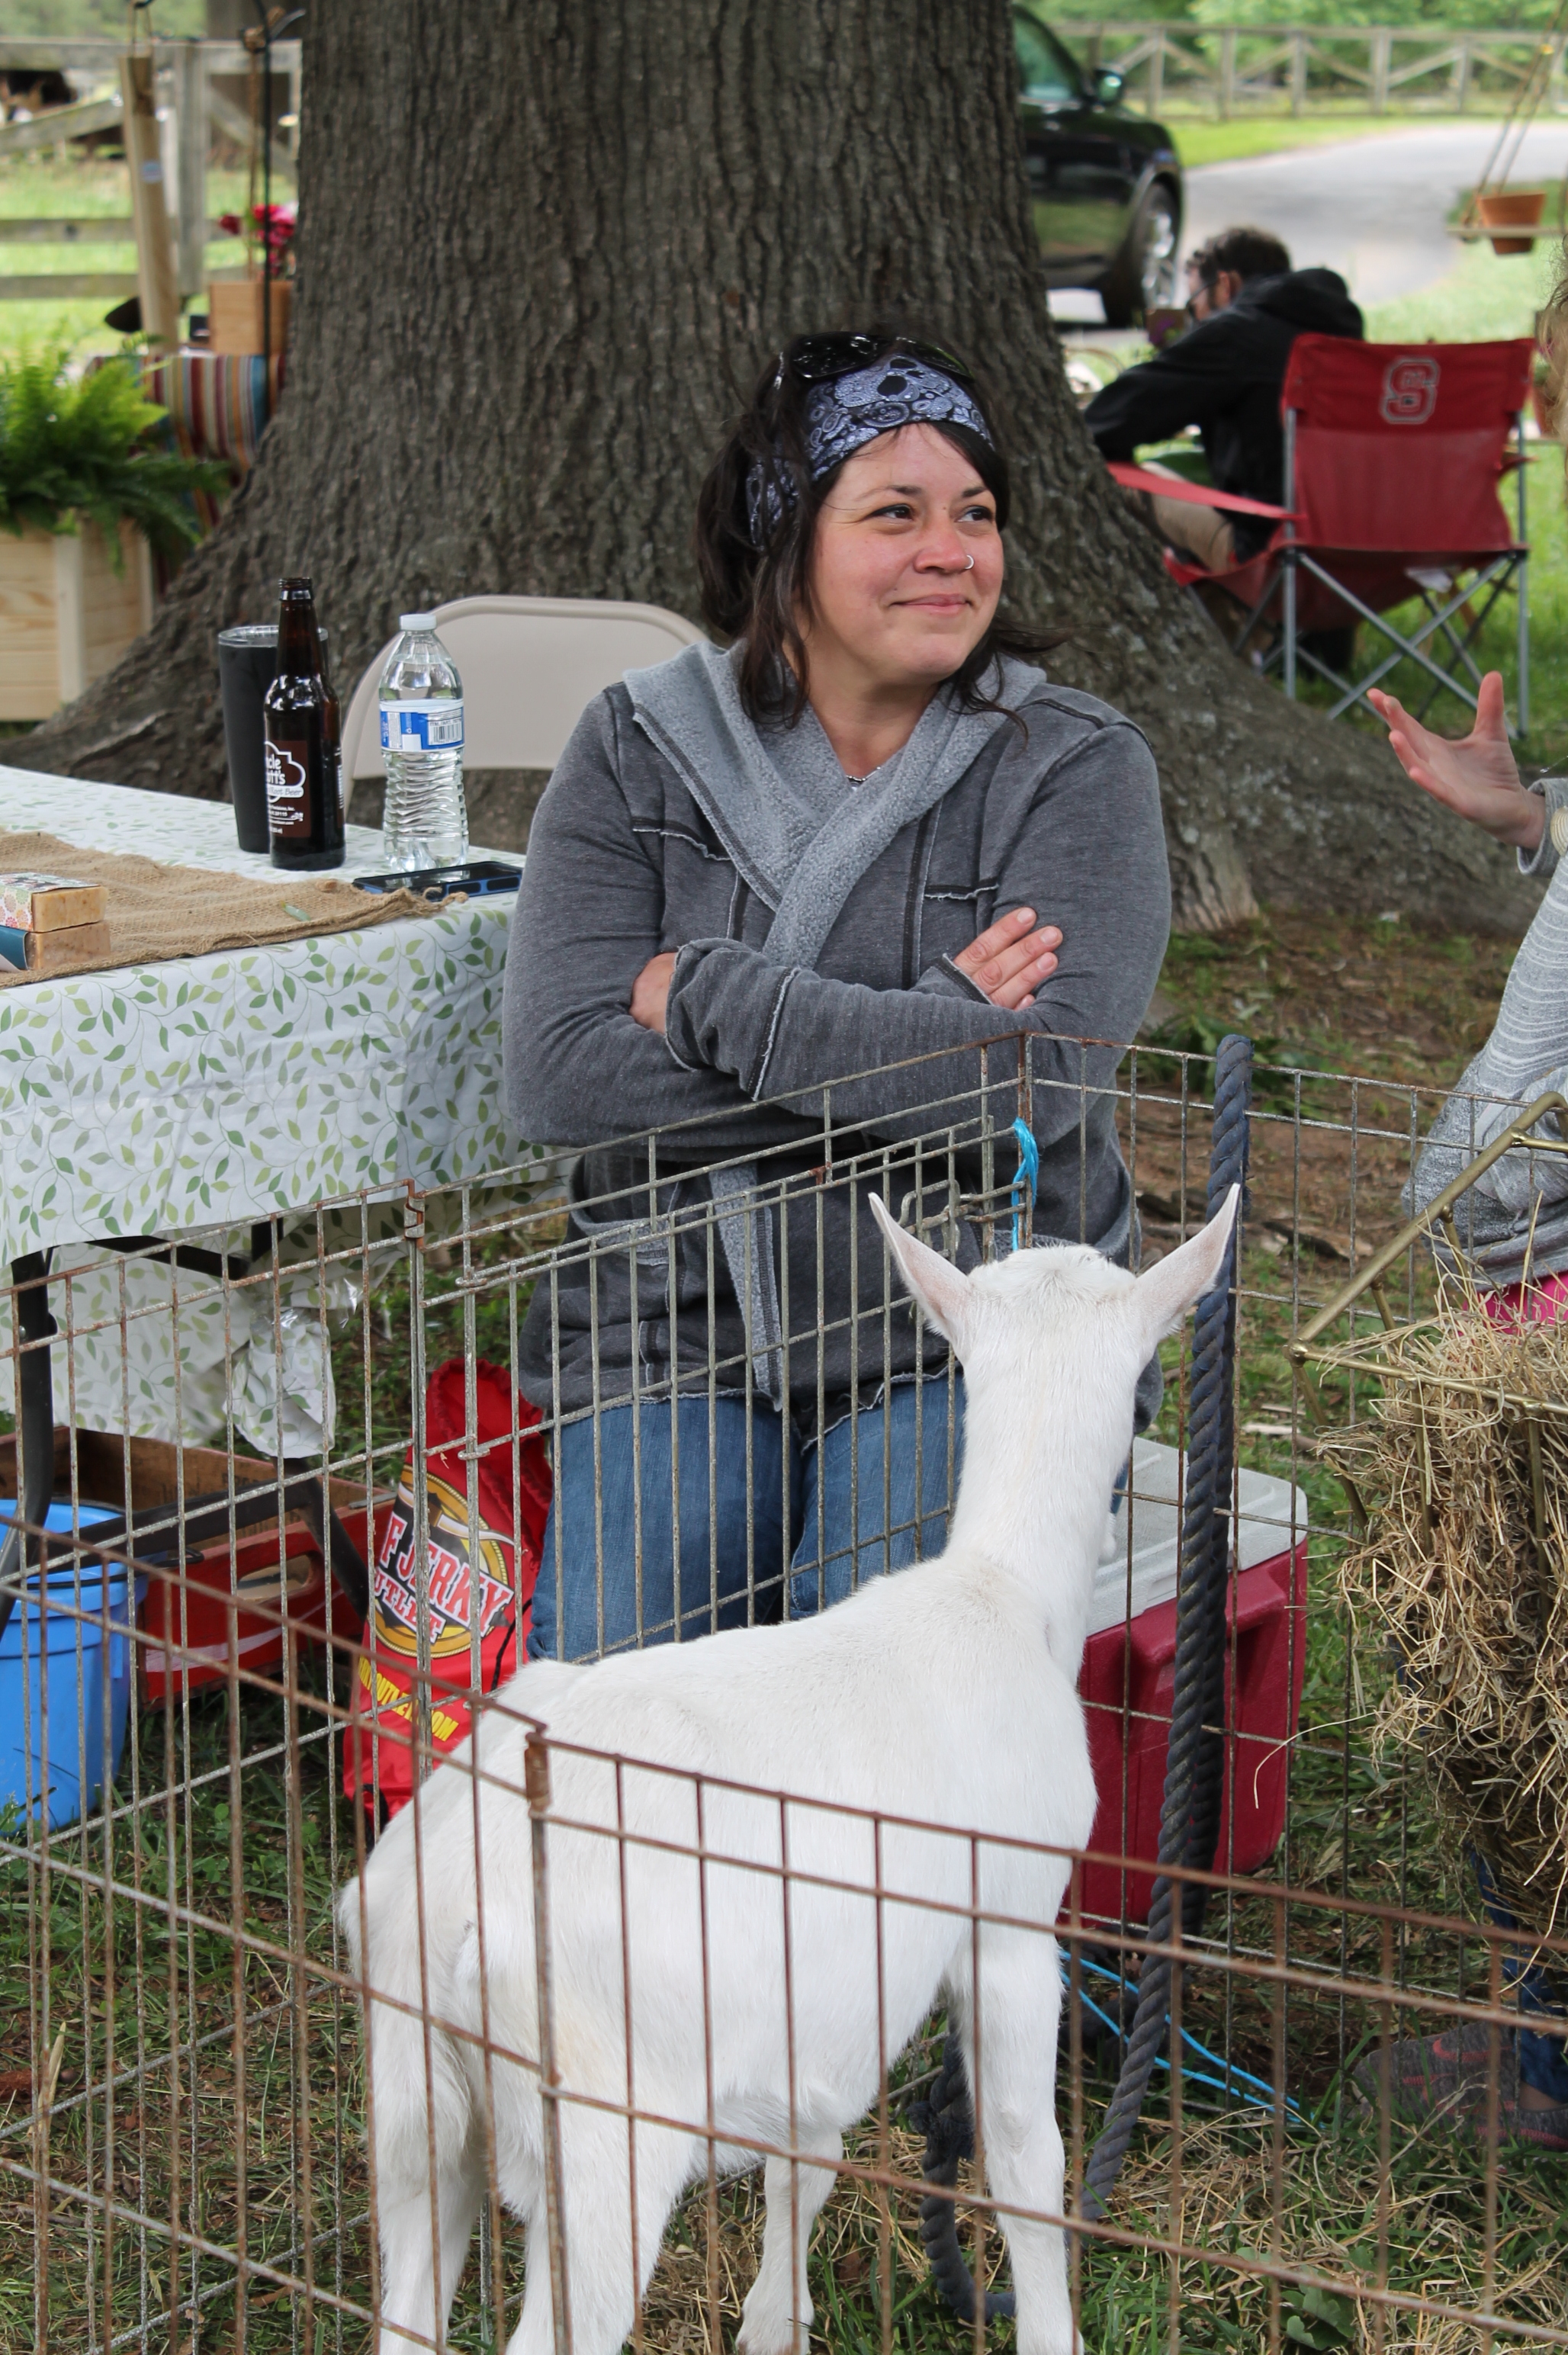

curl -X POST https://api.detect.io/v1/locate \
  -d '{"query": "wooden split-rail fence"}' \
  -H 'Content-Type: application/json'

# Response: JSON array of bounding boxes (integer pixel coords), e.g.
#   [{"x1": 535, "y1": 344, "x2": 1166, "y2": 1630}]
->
[
  {"x1": 1054, "y1": 20, "x2": 1568, "y2": 120},
  {"x1": 0, "y1": 35, "x2": 300, "y2": 309}
]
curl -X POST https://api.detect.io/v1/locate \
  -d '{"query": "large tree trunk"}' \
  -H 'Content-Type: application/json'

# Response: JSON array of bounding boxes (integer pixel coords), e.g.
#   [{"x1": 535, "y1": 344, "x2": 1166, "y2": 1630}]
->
[{"x1": 22, "y1": 1, "x2": 1536, "y2": 934}]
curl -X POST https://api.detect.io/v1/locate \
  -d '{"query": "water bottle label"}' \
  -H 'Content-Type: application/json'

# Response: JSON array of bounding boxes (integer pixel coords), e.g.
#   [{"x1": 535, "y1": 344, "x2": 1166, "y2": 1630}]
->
[{"x1": 381, "y1": 699, "x2": 464, "y2": 753}]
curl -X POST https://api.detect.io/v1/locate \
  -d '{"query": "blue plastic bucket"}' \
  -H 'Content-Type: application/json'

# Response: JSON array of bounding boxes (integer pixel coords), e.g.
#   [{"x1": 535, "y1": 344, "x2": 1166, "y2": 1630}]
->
[{"x1": 0, "y1": 1502, "x2": 144, "y2": 1829}]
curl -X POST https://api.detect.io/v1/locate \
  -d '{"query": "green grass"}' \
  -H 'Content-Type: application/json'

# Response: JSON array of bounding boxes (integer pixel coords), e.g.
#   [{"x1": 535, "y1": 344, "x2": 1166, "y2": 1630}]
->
[
  {"x1": 1173, "y1": 114, "x2": 1434, "y2": 169},
  {"x1": 0, "y1": 154, "x2": 287, "y2": 364},
  {"x1": 6, "y1": 0, "x2": 203, "y2": 30},
  {"x1": 1363, "y1": 230, "x2": 1559, "y2": 344}
]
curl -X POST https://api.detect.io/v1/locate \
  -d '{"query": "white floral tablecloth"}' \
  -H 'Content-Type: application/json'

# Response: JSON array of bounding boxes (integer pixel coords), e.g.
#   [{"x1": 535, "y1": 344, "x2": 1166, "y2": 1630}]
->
[
  {"x1": 0, "y1": 769, "x2": 529, "y2": 1448},
  {"x1": 0, "y1": 768, "x2": 526, "y2": 1261}
]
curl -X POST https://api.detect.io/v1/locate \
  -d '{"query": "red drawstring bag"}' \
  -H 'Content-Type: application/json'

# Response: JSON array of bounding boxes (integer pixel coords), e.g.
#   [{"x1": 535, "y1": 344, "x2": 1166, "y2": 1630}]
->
[{"x1": 343, "y1": 1357, "x2": 551, "y2": 1820}]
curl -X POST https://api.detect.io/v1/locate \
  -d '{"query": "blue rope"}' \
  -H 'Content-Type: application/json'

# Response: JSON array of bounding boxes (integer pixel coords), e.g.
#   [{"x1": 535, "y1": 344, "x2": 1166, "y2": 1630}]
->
[
  {"x1": 1010, "y1": 1118, "x2": 1039, "y2": 1253},
  {"x1": 1066, "y1": 1952, "x2": 1306, "y2": 2119}
]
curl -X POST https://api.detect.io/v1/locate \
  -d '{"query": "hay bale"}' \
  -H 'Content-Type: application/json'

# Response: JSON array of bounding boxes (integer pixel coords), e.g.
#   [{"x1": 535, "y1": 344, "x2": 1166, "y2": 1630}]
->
[{"x1": 1325, "y1": 1303, "x2": 1568, "y2": 1957}]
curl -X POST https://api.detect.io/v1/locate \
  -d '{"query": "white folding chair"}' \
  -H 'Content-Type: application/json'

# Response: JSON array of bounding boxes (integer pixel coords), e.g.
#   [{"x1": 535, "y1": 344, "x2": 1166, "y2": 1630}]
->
[{"x1": 340, "y1": 594, "x2": 707, "y2": 817}]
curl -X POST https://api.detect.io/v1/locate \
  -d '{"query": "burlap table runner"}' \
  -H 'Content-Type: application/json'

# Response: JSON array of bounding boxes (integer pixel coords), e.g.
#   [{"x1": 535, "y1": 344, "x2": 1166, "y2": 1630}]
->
[{"x1": 0, "y1": 829, "x2": 439, "y2": 987}]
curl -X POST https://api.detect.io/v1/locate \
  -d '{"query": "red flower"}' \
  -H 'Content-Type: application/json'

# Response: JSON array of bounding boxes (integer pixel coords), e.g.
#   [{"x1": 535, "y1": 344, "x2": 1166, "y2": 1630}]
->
[{"x1": 248, "y1": 204, "x2": 297, "y2": 262}]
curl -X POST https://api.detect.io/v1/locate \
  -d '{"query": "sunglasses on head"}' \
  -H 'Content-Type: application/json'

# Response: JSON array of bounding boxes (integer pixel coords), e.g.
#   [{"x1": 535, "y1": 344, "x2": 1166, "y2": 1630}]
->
[{"x1": 772, "y1": 333, "x2": 976, "y2": 393}]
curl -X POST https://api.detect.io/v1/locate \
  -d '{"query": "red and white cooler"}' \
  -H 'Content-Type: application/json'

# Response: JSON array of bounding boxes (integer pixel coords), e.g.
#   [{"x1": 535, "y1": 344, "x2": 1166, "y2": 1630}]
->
[{"x1": 1075, "y1": 1439, "x2": 1309, "y2": 1928}]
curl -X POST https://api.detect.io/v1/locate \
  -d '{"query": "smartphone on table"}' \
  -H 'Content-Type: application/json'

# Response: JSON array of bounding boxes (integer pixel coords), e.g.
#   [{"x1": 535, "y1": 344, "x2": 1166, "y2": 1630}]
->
[{"x1": 353, "y1": 859, "x2": 521, "y2": 901}]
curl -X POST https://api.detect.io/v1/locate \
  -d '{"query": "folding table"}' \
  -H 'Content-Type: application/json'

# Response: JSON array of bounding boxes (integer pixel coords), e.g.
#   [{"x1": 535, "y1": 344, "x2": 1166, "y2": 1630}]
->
[{"x1": 0, "y1": 767, "x2": 529, "y2": 1632}]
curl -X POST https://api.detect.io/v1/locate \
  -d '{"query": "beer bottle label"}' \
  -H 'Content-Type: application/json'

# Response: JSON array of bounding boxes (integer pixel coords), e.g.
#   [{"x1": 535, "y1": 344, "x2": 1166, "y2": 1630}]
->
[
  {"x1": 265, "y1": 738, "x2": 313, "y2": 837},
  {"x1": 380, "y1": 699, "x2": 464, "y2": 753}
]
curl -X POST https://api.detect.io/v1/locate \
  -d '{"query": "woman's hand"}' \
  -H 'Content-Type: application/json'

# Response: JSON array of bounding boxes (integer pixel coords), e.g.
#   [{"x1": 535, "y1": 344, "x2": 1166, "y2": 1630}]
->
[
  {"x1": 953, "y1": 905, "x2": 1061, "y2": 1010},
  {"x1": 1367, "y1": 673, "x2": 1543, "y2": 852},
  {"x1": 629, "y1": 951, "x2": 676, "y2": 1033}
]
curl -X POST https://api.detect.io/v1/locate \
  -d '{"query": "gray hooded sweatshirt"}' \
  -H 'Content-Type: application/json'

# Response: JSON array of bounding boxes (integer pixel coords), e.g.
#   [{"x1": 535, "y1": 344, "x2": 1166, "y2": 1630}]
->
[{"x1": 503, "y1": 642, "x2": 1170, "y2": 1435}]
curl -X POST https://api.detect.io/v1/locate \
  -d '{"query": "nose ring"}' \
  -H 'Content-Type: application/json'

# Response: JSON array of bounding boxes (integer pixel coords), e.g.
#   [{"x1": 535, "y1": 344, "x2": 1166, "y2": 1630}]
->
[{"x1": 964, "y1": 553, "x2": 975, "y2": 570}]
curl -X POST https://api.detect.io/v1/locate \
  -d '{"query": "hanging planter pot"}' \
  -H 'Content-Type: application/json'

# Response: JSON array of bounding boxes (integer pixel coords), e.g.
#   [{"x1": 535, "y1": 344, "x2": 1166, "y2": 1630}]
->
[{"x1": 1476, "y1": 189, "x2": 1547, "y2": 255}]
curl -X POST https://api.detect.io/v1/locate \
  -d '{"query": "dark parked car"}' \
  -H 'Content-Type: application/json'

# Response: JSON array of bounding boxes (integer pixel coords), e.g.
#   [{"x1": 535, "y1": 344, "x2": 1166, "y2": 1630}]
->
[{"x1": 1014, "y1": 12, "x2": 1183, "y2": 326}]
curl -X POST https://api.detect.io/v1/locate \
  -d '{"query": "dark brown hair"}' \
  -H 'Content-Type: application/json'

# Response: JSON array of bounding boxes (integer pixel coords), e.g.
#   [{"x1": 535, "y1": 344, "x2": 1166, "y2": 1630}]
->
[
  {"x1": 693, "y1": 329, "x2": 1062, "y2": 724},
  {"x1": 1187, "y1": 227, "x2": 1290, "y2": 287}
]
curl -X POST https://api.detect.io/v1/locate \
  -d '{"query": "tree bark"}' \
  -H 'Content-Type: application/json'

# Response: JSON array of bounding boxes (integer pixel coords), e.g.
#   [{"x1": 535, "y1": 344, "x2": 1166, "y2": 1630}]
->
[{"x1": 22, "y1": 0, "x2": 1536, "y2": 935}]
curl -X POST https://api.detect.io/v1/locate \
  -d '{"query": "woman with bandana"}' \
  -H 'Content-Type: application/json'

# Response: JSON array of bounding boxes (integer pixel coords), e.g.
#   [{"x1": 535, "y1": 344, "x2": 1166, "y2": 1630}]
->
[{"x1": 503, "y1": 332, "x2": 1171, "y2": 1663}]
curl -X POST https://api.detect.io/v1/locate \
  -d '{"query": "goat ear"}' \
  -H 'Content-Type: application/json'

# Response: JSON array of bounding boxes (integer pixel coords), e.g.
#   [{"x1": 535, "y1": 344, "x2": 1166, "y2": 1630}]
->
[
  {"x1": 868, "y1": 1194, "x2": 973, "y2": 1349},
  {"x1": 1133, "y1": 1184, "x2": 1240, "y2": 1345}
]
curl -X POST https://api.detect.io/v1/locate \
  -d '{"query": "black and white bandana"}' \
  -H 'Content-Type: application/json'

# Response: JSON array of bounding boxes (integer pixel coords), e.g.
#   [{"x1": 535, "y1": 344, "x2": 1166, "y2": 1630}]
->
[{"x1": 747, "y1": 354, "x2": 994, "y2": 547}]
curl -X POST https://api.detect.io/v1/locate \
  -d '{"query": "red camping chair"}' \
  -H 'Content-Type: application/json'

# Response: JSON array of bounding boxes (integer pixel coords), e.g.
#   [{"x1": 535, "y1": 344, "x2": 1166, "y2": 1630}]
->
[{"x1": 1110, "y1": 335, "x2": 1534, "y2": 728}]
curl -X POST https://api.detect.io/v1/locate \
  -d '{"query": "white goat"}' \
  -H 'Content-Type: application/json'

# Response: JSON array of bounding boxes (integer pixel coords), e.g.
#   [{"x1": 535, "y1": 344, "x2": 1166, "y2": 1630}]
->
[{"x1": 339, "y1": 1187, "x2": 1238, "y2": 2355}]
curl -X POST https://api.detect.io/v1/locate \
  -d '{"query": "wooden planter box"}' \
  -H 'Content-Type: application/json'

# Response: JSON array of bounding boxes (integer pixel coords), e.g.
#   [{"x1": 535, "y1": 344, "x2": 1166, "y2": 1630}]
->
[
  {"x1": 0, "y1": 519, "x2": 154, "y2": 722},
  {"x1": 208, "y1": 278, "x2": 291, "y2": 357}
]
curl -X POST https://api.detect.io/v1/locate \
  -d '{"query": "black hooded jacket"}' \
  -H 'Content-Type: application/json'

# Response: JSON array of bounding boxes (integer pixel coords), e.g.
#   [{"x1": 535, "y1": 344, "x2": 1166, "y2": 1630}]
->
[{"x1": 1083, "y1": 268, "x2": 1364, "y2": 557}]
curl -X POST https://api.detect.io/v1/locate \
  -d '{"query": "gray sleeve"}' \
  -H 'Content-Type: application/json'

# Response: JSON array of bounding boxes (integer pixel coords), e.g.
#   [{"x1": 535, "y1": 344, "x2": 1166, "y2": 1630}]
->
[
  {"x1": 1410, "y1": 850, "x2": 1568, "y2": 1215},
  {"x1": 1518, "y1": 776, "x2": 1568, "y2": 879},
  {"x1": 1477, "y1": 1079, "x2": 1568, "y2": 1211},
  {"x1": 501, "y1": 696, "x2": 792, "y2": 1151},
  {"x1": 663, "y1": 723, "x2": 1171, "y2": 1141}
]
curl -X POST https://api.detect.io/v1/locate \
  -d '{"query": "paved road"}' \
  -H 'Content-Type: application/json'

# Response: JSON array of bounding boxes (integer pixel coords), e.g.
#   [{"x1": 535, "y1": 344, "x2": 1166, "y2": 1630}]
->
[{"x1": 1051, "y1": 120, "x2": 1568, "y2": 326}]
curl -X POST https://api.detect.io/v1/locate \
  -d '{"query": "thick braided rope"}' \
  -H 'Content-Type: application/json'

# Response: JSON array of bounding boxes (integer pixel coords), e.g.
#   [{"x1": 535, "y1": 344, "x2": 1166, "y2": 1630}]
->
[
  {"x1": 914, "y1": 2035, "x2": 1017, "y2": 2322},
  {"x1": 1182, "y1": 1049, "x2": 1251, "y2": 1937},
  {"x1": 1078, "y1": 1034, "x2": 1252, "y2": 2223}
]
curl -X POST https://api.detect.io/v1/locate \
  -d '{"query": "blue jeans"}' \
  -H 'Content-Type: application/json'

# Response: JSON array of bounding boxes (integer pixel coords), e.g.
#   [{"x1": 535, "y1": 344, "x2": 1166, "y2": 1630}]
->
[
  {"x1": 527, "y1": 1376, "x2": 965, "y2": 1664},
  {"x1": 1476, "y1": 1858, "x2": 1568, "y2": 2103}
]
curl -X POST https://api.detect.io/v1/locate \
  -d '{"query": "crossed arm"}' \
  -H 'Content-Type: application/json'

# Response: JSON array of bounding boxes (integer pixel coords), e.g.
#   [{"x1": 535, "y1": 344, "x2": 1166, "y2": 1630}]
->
[{"x1": 627, "y1": 903, "x2": 1062, "y2": 1033}]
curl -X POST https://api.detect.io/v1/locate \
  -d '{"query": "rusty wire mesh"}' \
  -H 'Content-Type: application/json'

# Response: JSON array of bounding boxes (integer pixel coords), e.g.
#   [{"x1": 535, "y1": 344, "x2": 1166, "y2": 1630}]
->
[{"x1": 1, "y1": 1034, "x2": 1564, "y2": 2355}]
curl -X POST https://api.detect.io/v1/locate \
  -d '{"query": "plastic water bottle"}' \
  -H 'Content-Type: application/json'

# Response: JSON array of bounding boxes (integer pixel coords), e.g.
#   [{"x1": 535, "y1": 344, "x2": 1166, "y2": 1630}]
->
[{"x1": 378, "y1": 613, "x2": 468, "y2": 870}]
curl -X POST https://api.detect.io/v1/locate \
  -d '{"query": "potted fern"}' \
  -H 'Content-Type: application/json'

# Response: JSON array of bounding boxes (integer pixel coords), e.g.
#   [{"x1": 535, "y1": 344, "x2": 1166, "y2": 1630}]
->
[{"x1": 0, "y1": 351, "x2": 228, "y2": 721}]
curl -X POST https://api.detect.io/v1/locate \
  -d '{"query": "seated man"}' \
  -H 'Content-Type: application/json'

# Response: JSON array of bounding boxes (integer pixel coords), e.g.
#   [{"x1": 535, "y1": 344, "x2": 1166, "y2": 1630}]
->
[{"x1": 1084, "y1": 225, "x2": 1364, "y2": 573}]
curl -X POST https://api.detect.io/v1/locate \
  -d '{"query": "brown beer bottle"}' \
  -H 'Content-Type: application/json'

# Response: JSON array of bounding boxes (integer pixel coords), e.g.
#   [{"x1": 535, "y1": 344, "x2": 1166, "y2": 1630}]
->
[{"x1": 263, "y1": 577, "x2": 345, "y2": 870}]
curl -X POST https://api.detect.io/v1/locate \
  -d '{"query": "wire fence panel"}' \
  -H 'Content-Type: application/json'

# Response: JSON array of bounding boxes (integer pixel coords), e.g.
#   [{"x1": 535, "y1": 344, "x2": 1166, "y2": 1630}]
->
[{"x1": 2, "y1": 1034, "x2": 1565, "y2": 2352}]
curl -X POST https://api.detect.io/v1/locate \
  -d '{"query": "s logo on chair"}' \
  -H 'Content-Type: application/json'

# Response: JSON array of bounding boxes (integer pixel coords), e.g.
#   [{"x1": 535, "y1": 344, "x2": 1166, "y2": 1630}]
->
[{"x1": 1380, "y1": 355, "x2": 1441, "y2": 425}]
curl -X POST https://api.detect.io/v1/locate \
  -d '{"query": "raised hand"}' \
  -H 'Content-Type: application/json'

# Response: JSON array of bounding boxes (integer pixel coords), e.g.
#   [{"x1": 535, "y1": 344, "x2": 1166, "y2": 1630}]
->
[
  {"x1": 1367, "y1": 673, "x2": 1542, "y2": 851},
  {"x1": 953, "y1": 905, "x2": 1062, "y2": 1011}
]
